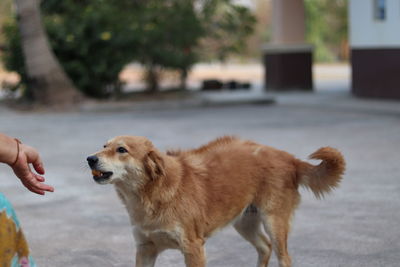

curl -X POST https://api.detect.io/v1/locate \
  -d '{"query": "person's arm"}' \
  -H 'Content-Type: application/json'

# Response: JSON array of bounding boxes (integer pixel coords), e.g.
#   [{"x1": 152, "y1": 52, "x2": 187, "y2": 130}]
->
[
  {"x1": 0, "y1": 133, "x2": 19, "y2": 165},
  {"x1": 0, "y1": 133, "x2": 54, "y2": 195}
]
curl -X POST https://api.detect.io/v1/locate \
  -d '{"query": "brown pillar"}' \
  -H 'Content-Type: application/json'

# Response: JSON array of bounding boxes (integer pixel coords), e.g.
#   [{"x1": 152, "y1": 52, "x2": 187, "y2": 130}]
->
[
  {"x1": 352, "y1": 48, "x2": 400, "y2": 99},
  {"x1": 263, "y1": 0, "x2": 313, "y2": 91}
]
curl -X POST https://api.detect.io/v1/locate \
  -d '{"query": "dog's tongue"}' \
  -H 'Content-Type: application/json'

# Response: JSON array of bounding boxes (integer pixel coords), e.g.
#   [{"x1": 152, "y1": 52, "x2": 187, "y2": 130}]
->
[{"x1": 92, "y1": 170, "x2": 102, "y2": 176}]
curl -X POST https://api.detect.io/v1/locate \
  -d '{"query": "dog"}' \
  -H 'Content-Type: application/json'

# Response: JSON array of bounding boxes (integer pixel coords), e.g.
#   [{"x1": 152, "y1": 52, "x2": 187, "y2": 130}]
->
[{"x1": 87, "y1": 136, "x2": 345, "y2": 267}]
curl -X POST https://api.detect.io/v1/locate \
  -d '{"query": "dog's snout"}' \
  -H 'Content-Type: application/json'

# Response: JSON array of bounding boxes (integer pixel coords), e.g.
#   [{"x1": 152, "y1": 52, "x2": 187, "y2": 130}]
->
[{"x1": 87, "y1": 155, "x2": 99, "y2": 168}]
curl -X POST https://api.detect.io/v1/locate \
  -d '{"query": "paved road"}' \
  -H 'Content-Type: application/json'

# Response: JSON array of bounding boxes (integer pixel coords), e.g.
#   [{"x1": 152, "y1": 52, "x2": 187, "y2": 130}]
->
[{"x1": 1, "y1": 88, "x2": 399, "y2": 267}]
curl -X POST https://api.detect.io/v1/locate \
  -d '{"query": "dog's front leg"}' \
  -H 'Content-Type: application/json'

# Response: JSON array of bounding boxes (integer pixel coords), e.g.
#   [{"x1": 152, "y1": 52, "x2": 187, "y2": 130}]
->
[
  {"x1": 135, "y1": 242, "x2": 158, "y2": 267},
  {"x1": 133, "y1": 228, "x2": 159, "y2": 267},
  {"x1": 182, "y1": 241, "x2": 206, "y2": 267}
]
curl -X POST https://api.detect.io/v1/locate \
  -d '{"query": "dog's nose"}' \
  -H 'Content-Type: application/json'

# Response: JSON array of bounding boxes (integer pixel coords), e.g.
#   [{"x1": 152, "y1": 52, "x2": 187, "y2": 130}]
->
[{"x1": 87, "y1": 155, "x2": 99, "y2": 168}]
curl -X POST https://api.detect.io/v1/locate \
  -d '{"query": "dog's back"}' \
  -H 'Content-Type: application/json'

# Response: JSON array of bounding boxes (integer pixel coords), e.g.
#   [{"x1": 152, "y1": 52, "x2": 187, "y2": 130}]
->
[{"x1": 167, "y1": 136, "x2": 344, "y2": 238}]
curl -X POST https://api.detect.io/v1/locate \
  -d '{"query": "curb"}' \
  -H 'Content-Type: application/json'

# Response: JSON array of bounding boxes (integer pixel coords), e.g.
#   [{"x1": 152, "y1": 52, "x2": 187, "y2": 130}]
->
[{"x1": 79, "y1": 93, "x2": 276, "y2": 113}]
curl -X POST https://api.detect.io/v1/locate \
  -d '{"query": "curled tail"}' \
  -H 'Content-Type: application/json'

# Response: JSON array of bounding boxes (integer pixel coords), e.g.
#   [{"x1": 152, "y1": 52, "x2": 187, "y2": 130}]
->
[{"x1": 296, "y1": 147, "x2": 345, "y2": 198}]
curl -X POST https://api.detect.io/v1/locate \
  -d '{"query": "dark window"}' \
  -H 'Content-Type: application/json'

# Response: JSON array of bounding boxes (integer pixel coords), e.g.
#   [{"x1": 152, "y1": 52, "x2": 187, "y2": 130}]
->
[{"x1": 374, "y1": 0, "x2": 386, "y2": 21}]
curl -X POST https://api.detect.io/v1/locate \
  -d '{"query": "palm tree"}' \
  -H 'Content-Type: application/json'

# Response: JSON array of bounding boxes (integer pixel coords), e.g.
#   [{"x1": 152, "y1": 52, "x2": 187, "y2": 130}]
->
[{"x1": 14, "y1": 0, "x2": 81, "y2": 107}]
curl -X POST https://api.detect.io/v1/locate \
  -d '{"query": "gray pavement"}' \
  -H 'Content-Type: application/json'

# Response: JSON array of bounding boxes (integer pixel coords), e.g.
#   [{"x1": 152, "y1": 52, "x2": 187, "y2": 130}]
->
[{"x1": 1, "y1": 87, "x2": 400, "y2": 267}]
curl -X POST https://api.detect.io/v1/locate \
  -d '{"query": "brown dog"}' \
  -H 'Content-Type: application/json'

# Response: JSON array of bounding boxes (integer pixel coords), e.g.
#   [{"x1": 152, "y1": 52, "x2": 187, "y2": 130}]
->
[{"x1": 87, "y1": 136, "x2": 345, "y2": 267}]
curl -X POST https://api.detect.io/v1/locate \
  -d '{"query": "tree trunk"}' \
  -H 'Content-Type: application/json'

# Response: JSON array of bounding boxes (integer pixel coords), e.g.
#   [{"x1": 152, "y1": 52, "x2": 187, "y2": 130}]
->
[
  {"x1": 179, "y1": 68, "x2": 188, "y2": 90},
  {"x1": 145, "y1": 65, "x2": 160, "y2": 93},
  {"x1": 14, "y1": 0, "x2": 82, "y2": 108}
]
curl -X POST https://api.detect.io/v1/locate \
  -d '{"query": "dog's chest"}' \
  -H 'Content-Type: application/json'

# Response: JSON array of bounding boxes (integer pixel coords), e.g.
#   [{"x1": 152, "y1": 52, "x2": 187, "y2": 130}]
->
[{"x1": 142, "y1": 228, "x2": 183, "y2": 249}]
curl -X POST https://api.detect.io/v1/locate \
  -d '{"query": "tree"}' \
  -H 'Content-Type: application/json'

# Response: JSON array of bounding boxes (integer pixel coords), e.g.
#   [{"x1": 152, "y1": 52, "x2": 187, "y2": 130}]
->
[
  {"x1": 304, "y1": 0, "x2": 348, "y2": 62},
  {"x1": 133, "y1": 0, "x2": 256, "y2": 92},
  {"x1": 133, "y1": 0, "x2": 203, "y2": 92},
  {"x1": 199, "y1": 1, "x2": 257, "y2": 62},
  {"x1": 4, "y1": 0, "x2": 256, "y2": 97},
  {"x1": 243, "y1": 0, "x2": 272, "y2": 59},
  {"x1": 40, "y1": 0, "x2": 139, "y2": 98},
  {"x1": 14, "y1": 0, "x2": 81, "y2": 106},
  {"x1": 0, "y1": 0, "x2": 13, "y2": 47}
]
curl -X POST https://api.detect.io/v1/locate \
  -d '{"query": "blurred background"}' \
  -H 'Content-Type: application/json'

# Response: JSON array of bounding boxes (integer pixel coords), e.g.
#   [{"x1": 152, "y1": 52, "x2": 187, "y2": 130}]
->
[
  {"x1": 0, "y1": 0, "x2": 351, "y2": 104},
  {"x1": 1, "y1": 0, "x2": 399, "y2": 104},
  {"x1": 1, "y1": 1, "x2": 400, "y2": 266}
]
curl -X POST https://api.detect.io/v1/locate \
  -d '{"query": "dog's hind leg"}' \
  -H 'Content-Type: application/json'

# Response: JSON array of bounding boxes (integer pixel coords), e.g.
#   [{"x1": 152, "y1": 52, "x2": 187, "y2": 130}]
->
[
  {"x1": 261, "y1": 212, "x2": 292, "y2": 267},
  {"x1": 234, "y1": 206, "x2": 272, "y2": 267}
]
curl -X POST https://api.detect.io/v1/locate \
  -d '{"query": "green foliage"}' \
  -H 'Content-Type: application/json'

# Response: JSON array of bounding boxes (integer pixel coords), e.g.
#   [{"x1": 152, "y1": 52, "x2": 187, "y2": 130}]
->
[
  {"x1": 305, "y1": 0, "x2": 348, "y2": 62},
  {"x1": 2, "y1": 0, "x2": 256, "y2": 97},
  {"x1": 1, "y1": 22, "x2": 31, "y2": 98},
  {"x1": 136, "y1": 1, "x2": 202, "y2": 67},
  {"x1": 0, "y1": 0, "x2": 13, "y2": 45},
  {"x1": 1, "y1": 23, "x2": 24, "y2": 78},
  {"x1": 41, "y1": 0, "x2": 139, "y2": 97},
  {"x1": 200, "y1": 3, "x2": 257, "y2": 61},
  {"x1": 131, "y1": 0, "x2": 203, "y2": 91},
  {"x1": 131, "y1": 0, "x2": 256, "y2": 90}
]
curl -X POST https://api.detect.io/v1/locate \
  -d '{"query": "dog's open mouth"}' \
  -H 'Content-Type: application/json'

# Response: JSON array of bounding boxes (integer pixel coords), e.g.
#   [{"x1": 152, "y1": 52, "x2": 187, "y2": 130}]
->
[{"x1": 92, "y1": 170, "x2": 113, "y2": 183}]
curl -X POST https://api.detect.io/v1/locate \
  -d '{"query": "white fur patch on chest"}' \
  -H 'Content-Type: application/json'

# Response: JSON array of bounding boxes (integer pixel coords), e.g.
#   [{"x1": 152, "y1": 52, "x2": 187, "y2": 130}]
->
[{"x1": 142, "y1": 226, "x2": 184, "y2": 250}]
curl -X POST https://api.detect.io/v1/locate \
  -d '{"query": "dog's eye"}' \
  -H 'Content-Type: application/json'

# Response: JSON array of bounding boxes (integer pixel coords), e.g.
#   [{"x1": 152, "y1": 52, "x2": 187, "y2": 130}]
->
[{"x1": 117, "y1": 147, "x2": 128, "y2": 153}]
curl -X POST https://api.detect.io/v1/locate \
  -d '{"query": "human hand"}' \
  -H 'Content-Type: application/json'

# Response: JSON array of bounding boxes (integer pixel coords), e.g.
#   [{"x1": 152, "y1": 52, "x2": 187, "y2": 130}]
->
[{"x1": 9, "y1": 144, "x2": 54, "y2": 195}]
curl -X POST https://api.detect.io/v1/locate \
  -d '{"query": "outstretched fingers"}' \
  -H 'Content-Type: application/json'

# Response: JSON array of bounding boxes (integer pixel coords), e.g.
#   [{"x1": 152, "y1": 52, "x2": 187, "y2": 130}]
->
[{"x1": 17, "y1": 166, "x2": 54, "y2": 195}]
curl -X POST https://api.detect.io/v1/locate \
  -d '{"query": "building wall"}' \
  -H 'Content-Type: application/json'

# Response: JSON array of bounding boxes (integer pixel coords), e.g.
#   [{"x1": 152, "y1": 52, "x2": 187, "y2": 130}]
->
[
  {"x1": 350, "y1": 0, "x2": 400, "y2": 99},
  {"x1": 350, "y1": 0, "x2": 400, "y2": 48}
]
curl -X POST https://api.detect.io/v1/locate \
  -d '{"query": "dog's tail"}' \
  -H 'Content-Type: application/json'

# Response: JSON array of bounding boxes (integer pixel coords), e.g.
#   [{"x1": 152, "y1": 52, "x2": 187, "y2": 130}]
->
[{"x1": 296, "y1": 147, "x2": 345, "y2": 199}]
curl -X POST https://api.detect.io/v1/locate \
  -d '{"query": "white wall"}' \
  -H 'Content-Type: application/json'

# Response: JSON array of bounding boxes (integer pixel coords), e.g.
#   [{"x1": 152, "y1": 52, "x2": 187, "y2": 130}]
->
[{"x1": 350, "y1": 0, "x2": 400, "y2": 48}]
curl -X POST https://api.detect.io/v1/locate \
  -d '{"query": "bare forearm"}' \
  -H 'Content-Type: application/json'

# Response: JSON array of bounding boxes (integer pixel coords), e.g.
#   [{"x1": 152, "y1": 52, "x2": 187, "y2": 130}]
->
[{"x1": 0, "y1": 133, "x2": 18, "y2": 165}]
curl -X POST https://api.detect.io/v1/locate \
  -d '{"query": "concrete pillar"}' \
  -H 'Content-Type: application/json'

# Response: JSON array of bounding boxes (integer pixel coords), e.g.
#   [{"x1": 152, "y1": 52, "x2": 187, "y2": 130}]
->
[
  {"x1": 271, "y1": 0, "x2": 306, "y2": 44},
  {"x1": 263, "y1": 0, "x2": 313, "y2": 91}
]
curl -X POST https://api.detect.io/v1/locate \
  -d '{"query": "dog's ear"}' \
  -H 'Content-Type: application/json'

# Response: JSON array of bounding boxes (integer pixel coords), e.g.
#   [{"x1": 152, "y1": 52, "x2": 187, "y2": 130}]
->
[{"x1": 144, "y1": 150, "x2": 165, "y2": 180}]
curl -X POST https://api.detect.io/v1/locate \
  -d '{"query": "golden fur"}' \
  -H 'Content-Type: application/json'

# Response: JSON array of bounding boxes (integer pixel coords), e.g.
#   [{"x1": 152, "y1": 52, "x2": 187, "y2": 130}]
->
[{"x1": 88, "y1": 136, "x2": 345, "y2": 267}]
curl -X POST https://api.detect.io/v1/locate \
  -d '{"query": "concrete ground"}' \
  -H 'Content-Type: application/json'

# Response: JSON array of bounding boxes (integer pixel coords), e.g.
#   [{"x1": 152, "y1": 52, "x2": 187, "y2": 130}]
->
[{"x1": 1, "y1": 80, "x2": 400, "y2": 266}]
